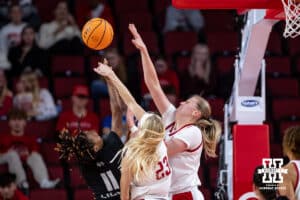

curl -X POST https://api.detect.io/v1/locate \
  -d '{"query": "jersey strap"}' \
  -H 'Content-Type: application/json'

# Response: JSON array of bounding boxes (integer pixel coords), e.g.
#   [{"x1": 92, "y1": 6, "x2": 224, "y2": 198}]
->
[
  {"x1": 165, "y1": 122, "x2": 175, "y2": 131},
  {"x1": 292, "y1": 162, "x2": 299, "y2": 191},
  {"x1": 169, "y1": 123, "x2": 194, "y2": 137}
]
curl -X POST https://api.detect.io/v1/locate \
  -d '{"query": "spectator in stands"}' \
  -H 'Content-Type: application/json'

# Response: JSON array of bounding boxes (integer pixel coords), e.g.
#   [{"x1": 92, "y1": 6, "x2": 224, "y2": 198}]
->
[
  {"x1": 91, "y1": 48, "x2": 127, "y2": 113},
  {"x1": 8, "y1": 25, "x2": 48, "y2": 77},
  {"x1": 75, "y1": 0, "x2": 115, "y2": 28},
  {"x1": 13, "y1": 71, "x2": 57, "y2": 121},
  {"x1": 164, "y1": 4, "x2": 204, "y2": 33},
  {"x1": 0, "y1": 109, "x2": 60, "y2": 190},
  {"x1": 0, "y1": 173, "x2": 28, "y2": 200},
  {"x1": 179, "y1": 43, "x2": 216, "y2": 99},
  {"x1": 141, "y1": 56, "x2": 179, "y2": 99},
  {"x1": 38, "y1": 1, "x2": 82, "y2": 55},
  {"x1": 0, "y1": 70, "x2": 13, "y2": 119},
  {"x1": 0, "y1": 0, "x2": 40, "y2": 30},
  {"x1": 0, "y1": 4, "x2": 26, "y2": 69},
  {"x1": 56, "y1": 85, "x2": 99, "y2": 135}
]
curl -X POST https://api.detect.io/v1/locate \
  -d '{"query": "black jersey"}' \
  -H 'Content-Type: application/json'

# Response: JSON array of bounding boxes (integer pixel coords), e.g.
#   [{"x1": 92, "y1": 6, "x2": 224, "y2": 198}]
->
[{"x1": 78, "y1": 132, "x2": 123, "y2": 200}]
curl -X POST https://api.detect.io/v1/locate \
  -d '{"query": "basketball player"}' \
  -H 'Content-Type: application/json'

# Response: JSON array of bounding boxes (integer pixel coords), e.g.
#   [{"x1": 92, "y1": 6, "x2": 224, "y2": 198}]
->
[
  {"x1": 94, "y1": 61, "x2": 171, "y2": 200},
  {"x1": 128, "y1": 23, "x2": 221, "y2": 200},
  {"x1": 57, "y1": 78, "x2": 124, "y2": 200},
  {"x1": 278, "y1": 126, "x2": 300, "y2": 200}
]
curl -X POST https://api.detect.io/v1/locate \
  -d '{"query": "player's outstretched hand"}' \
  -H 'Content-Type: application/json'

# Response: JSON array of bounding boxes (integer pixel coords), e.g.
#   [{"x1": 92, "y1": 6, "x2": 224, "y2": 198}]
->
[
  {"x1": 128, "y1": 24, "x2": 147, "y2": 51},
  {"x1": 94, "y1": 61, "x2": 114, "y2": 78}
]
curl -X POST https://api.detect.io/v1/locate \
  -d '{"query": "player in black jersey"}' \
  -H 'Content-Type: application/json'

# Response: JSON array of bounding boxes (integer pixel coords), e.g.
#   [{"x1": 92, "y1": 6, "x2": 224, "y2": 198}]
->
[{"x1": 57, "y1": 74, "x2": 125, "y2": 200}]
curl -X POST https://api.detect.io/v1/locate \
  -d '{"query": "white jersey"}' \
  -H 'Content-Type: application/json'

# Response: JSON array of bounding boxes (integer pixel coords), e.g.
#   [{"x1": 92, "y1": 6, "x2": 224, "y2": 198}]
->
[
  {"x1": 131, "y1": 142, "x2": 171, "y2": 200},
  {"x1": 162, "y1": 104, "x2": 203, "y2": 193},
  {"x1": 290, "y1": 160, "x2": 300, "y2": 200}
]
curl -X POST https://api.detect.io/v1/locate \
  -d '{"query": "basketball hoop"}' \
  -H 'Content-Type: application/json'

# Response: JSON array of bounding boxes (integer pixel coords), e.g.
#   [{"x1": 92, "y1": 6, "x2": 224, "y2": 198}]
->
[{"x1": 281, "y1": 0, "x2": 300, "y2": 38}]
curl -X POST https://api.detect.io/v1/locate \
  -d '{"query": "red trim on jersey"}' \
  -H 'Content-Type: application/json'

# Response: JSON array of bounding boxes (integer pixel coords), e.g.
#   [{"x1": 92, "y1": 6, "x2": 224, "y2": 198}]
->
[
  {"x1": 186, "y1": 141, "x2": 203, "y2": 152},
  {"x1": 165, "y1": 122, "x2": 175, "y2": 131},
  {"x1": 168, "y1": 123, "x2": 194, "y2": 137},
  {"x1": 292, "y1": 162, "x2": 299, "y2": 191}
]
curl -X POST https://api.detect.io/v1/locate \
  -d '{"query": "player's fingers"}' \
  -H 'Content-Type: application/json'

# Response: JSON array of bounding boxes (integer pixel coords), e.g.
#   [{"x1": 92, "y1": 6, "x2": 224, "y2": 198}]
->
[
  {"x1": 103, "y1": 58, "x2": 108, "y2": 65},
  {"x1": 129, "y1": 24, "x2": 140, "y2": 38}
]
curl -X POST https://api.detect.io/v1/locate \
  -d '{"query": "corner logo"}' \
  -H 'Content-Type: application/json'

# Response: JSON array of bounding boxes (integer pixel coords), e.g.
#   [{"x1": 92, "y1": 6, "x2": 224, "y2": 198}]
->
[
  {"x1": 258, "y1": 158, "x2": 288, "y2": 183},
  {"x1": 241, "y1": 99, "x2": 259, "y2": 107}
]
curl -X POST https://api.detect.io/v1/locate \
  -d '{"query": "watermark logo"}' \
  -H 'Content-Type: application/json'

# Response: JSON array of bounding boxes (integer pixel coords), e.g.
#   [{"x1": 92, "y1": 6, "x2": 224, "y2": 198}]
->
[{"x1": 258, "y1": 158, "x2": 288, "y2": 184}]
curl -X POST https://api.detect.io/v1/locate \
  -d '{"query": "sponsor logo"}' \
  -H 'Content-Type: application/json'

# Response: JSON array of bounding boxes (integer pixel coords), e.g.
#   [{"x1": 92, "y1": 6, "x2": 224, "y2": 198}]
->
[
  {"x1": 241, "y1": 99, "x2": 259, "y2": 107},
  {"x1": 258, "y1": 158, "x2": 287, "y2": 184}
]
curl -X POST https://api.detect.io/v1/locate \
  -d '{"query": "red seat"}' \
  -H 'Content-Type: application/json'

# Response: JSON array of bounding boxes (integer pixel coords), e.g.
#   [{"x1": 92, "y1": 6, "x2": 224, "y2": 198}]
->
[
  {"x1": 70, "y1": 166, "x2": 88, "y2": 188},
  {"x1": 0, "y1": 120, "x2": 9, "y2": 134},
  {"x1": 119, "y1": 12, "x2": 153, "y2": 33},
  {"x1": 203, "y1": 10, "x2": 236, "y2": 31},
  {"x1": 287, "y1": 37, "x2": 300, "y2": 56},
  {"x1": 30, "y1": 189, "x2": 67, "y2": 200},
  {"x1": 34, "y1": 0, "x2": 61, "y2": 22},
  {"x1": 208, "y1": 165, "x2": 219, "y2": 189},
  {"x1": 123, "y1": 31, "x2": 159, "y2": 56},
  {"x1": 266, "y1": 31, "x2": 282, "y2": 55},
  {"x1": 53, "y1": 77, "x2": 87, "y2": 99},
  {"x1": 74, "y1": 189, "x2": 94, "y2": 200},
  {"x1": 267, "y1": 78, "x2": 299, "y2": 97},
  {"x1": 270, "y1": 143, "x2": 283, "y2": 158},
  {"x1": 48, "y1": 166, "x2": 64, "y2": 183},
  {"x1": 265, "y1": 57, "x2": 291, "y2": 76},
  {"x1": 25, "y1": 120, "x2": 57, "y2": 139},
  {"x1": 0, "y1": 164, "x2": 8, "y2": 174},
  {"x1": 164, "y1": 32, "x2": 198, "y2": 56},
  {"x1": 198, "y1": 167, "x2": 207, "y2": 187},
  {"x1": 41, "y1": 143, "x2": 61, "y2": 165},
  {"x1": 279, "y1": 120, "x2": 300, "y2": 140},
  {"x1": 114, "y1": 0, "x2": 149, "y2": 14},
  {"x1": 272, "y1": 98, "x2": 300, "y2": 120},
  {"x1": 216, "y1": 56, "x2": 235, "y2": 74},
  {"x1": 200, "y1": 187, "x2": 212, "y2": 200},
  {"x1": 60, "y1": 98, "x2": 94, "y2": 112},
  {"x1": 176, "y1": 56, "x2": 190, "y2": 73},
  {"x1": 295, "y1": 57, "x2": 300, "y2": 74},
  {"x1": 206, "y1": 31, "x2": 239, "y2": 55},
  {"x1": 207, "y1": 98, "x2": 224, "y2": 121},
  {"x1": 51, "y1": 56, "x2": 85, "y2": 77}
]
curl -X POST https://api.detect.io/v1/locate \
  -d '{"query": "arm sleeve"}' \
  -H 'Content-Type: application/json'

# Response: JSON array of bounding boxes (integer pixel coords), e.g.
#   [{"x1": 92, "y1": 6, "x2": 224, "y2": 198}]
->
[{"x1": 172, "y1": 126, "x2": 202, "y2": 150}]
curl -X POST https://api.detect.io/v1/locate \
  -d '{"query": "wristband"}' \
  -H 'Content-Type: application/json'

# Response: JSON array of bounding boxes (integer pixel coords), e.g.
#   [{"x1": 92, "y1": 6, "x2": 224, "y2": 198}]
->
[{"x1": 130, "y1": 125, "x2": 138, "y2": 133}]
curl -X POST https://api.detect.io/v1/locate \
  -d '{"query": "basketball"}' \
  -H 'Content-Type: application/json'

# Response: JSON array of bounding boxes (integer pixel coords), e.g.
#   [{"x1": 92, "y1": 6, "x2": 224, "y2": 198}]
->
[{"x1": 81, "y1": 18, "x2": 114, "y2": 50}]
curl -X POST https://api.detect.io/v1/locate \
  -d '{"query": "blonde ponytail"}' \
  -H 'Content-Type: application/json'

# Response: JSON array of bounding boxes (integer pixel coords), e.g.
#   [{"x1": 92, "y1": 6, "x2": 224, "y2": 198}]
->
[
  {"x1": 120, "y1": 114, "x2": 164, "y2": 182},
  {"x1": 196, "y1": 118, "x2": 221, "y2": 158},
  {"x1": 192, "y1": 95, "x2": 222, "y2": 158}
]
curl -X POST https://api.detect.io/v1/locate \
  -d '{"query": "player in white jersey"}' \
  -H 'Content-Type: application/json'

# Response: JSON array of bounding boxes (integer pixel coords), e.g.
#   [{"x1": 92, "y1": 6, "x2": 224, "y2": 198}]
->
[
  {"x1": 279, "y1": 126, "x2": 300, "y2": 200},
  {"x1": 94, "y1": 60, "x2": 171, "y2": 200},
  {"x1": 128, "y1": 23, "x2": 222, "y2": 200}
]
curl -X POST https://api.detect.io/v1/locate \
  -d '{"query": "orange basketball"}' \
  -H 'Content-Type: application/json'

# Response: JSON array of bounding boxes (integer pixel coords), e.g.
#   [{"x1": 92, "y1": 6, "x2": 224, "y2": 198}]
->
[{"x1": 81, "y1": 18, "x2": 114, "y2": 50}]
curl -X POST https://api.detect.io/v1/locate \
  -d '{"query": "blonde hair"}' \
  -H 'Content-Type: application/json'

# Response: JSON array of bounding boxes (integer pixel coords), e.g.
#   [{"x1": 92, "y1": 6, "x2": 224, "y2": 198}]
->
[
  {"x1": 121, "y1": 114, "x2": 164, "y2": 182},
  {"x1": 193, "y1": 95, "x2": 221, "y2": 158},
  {"x1": 20, "y1": 71, "x2": 40, "y2": 106},
  {"x1": 283, "y1": 126, "x2": 300, "y2": 159}
]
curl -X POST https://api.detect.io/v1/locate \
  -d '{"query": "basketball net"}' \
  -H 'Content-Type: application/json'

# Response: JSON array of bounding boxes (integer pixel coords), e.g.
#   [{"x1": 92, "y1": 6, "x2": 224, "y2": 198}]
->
[{"x1": 282, "y1": 0, "x2": 300, "y2": 38}]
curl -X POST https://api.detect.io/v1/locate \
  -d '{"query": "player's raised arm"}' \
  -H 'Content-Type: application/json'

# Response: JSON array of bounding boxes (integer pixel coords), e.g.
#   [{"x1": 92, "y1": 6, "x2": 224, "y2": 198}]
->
[
  {"x1": 128, "y1": 24, "x2": 170, "y2": 114},
  {"x1": 94, "y1": 62, "x2": 145, "y2": 120},
  {"x1": 120, "y1": 157, "x2": 131, "y2": 200}
]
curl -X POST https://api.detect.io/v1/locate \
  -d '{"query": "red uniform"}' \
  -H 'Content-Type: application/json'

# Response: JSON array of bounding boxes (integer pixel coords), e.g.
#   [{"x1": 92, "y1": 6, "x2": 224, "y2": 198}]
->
[
  {"x1": 0, "y1": 94, "x2": 13, "y2": 117},
  {"x1": 0, "y1": 189, "x2": 29, "y2": 200},
  {"x1": 56, "y1": 111, "x2": 99, "y2": 135}
]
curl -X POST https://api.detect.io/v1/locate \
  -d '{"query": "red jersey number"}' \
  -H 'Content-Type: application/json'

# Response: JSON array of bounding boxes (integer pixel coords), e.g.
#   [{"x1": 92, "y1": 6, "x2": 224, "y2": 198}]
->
[{"x1": 156, "y1": 156, "x2": 171, "y2": 180}]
